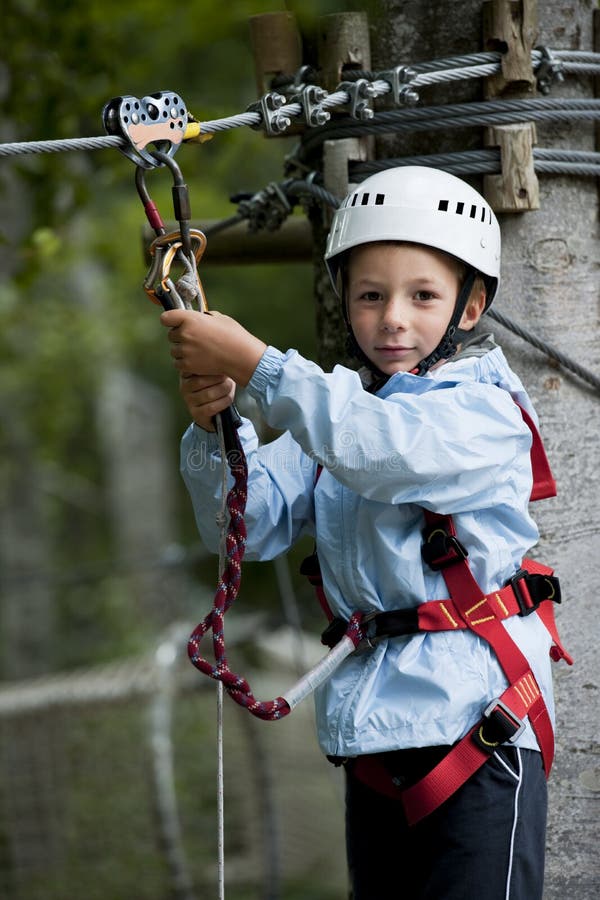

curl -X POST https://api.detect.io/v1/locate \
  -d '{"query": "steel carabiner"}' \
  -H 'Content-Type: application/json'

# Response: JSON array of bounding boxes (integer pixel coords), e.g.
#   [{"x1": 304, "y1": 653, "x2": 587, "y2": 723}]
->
[
  {"x1": 144, "y1": 228, "x2": 208, "y2": 311},
  {"x1": 136, "y1": 151, "x2": 202, "y2": 310},
  {"x1": 135, "y1": 151, "x2": 242, "y2": 451}
]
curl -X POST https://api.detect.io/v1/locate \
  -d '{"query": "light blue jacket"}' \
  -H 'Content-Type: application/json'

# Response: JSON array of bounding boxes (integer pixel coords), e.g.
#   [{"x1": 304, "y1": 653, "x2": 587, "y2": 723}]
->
[{"x1": 180, "y1": 338, "x2": 555, "y2": 757}]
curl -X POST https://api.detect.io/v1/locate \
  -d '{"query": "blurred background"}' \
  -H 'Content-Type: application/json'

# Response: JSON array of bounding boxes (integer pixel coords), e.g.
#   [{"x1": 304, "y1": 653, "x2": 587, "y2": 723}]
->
[
  {"x1": 0, "y1": 1, "x2": 359, "y2": 898},
  {"x1": 1, "y1": 1, "x2": 598, "y2": 898}
]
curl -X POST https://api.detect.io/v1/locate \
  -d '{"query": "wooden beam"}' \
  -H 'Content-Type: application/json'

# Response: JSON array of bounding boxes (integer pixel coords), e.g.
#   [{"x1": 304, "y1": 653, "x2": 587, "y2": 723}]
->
[{"x1": 142, "y1": 217, "x2": 313, "y2": 266}]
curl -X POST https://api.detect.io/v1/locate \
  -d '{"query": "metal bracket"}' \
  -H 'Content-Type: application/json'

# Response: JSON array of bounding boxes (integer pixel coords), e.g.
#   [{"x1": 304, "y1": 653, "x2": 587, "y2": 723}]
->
[
  {"x1": 237, "y1": 182, "x2": 292, "y2": 232},
  {"x1": 377, "y1": 66, "x2": 420, "y2": 107},
  {"x1": 338, "y1": 79, "x2": 376, "y2": 121},
  {"x1": 535, "y1": 46, "x2": 564, "y2": 95},
  {"x1": 291, "y1": 84, "x2": 331, "y2": 127},
  {"x1": 247, "y1": 91, "x2": 291, "y2": 135},
  {"x1": 103, "y1": 91, "x2": 188, "y2": 168}
]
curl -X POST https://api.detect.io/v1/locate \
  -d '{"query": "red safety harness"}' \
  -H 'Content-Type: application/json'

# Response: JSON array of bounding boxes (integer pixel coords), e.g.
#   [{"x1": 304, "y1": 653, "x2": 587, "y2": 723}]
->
[{"x1": 302, "y1": 404, "x2": 572, "y2": 825}]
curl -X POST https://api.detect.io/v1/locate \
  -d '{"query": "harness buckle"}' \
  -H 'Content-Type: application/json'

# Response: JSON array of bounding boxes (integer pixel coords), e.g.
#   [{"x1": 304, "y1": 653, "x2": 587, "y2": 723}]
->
[
  {"x1": 506, "y1": 569, "x2": 561, "y2": 616},
  {"x1": 508, "y1": 568, "x2": 537, "y2": 616},
  {"x1": 473, "y1": 699, "x2": 526, "y2": 753},
  {"x1": 421, "y1": 528, "x2": 468, "y2": 570},
  {"x1": 321, "y1": 617, "x2": 349, "y2": 648}
]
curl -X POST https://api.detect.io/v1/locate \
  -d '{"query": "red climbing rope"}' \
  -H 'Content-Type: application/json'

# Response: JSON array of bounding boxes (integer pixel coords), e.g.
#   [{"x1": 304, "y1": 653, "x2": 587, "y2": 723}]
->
[
  {"x1": 185, "y1": 433, "x2": 293, "y2": 720},
  {"x1": 186, "y1": 432, "x2": 365, "y2": 720}
]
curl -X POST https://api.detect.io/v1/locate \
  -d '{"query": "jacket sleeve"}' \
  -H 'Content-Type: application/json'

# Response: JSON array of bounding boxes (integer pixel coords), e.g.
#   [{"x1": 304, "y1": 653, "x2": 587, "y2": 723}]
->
[
  {"x1": 180, "y1": 416, "x2": 317, "y2": 560},
  {"x1": 247, "y1": 347, "x2": 533, "y2": 513}
]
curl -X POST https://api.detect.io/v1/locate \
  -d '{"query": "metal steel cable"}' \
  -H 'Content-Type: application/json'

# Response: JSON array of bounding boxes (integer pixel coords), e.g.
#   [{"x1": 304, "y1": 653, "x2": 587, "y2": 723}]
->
[
  {"x1": 299, "y1": 97, "x2": 600, "y2": 156},
  {"x1": 413, "y1": 62, "x2": 508, "y2": 87},
  {"x1": 0, "y1": 50, "x2": 597, "y2": 156},
  {"x1": 0, "y1": 134, "x2": 124, "y2": 157},
  {"x1": 284, "y1": 178, "x2": 340, "y2": 209},
  {"x1": 487, "y1": 309, "x2": 600, "y2": 394},
  {"x1": 534, "y1": 160, "x2": 600, "y2": 175},
  {"x1": 339, "y1": 49, "x2": 600, "y2": 84},
  {"x1": 352, "y1": 148, "x2": 600, "y2": 178},
  {"x1": 192, "y1": 111, "x2": 261, "y2": 133}
]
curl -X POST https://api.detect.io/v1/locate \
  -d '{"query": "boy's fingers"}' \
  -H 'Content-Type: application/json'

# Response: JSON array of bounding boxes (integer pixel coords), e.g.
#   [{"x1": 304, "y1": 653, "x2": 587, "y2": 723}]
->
[{"x1": 160, "y1": 309, "x2": 187, "y2": 328}]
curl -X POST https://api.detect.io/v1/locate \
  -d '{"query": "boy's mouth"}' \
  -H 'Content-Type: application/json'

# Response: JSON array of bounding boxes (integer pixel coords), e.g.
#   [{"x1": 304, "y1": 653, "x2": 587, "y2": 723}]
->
[{"x1": 376, "y1": 345, "x2": 415, "y2": 355}]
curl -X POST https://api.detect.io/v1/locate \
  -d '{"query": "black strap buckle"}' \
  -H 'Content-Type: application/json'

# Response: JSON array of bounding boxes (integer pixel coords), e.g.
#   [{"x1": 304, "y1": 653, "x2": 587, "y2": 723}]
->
[
  {"x1": 300, "y1": 550, "x2": 323, "y2": 586},
  {"x1": 321, "y1": 616, "x2": 348, "y2": 648},
  {"x1": 472, "y1": 699, "x2": 525, "y2": 754},
  {"x1": 507, "y1": 569, "x2": 561, "y2": 616},
  {"x1": 421, "y1": 525, "x2": 468, "y2": 570}
]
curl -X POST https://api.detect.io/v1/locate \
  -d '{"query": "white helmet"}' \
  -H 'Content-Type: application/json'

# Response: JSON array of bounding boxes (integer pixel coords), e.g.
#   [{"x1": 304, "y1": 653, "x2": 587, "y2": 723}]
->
[{"x1": 325, "y1": 166, "x2": 501, "y2": 309}]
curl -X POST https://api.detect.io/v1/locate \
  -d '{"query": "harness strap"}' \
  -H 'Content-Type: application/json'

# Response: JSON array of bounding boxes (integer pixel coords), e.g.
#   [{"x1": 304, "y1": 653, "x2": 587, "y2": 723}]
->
[
  {"x1": 517, "y1": 404, "x2": 556, "y2": 501},
  {"x1": 394, "y1": 509, "x2": 562, "y2": 825},
  {"x1": 306, "y1": 400, "x2": 571, "y2": 823},
  {"x1": 353, "y1": 666, "x2": 543, "y2": 816}
]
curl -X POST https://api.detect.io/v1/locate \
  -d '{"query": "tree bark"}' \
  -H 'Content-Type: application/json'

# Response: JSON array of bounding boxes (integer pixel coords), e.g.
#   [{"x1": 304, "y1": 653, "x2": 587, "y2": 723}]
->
[{"x1": 314, "y1": 1, "x2": 599, "y2": 894}]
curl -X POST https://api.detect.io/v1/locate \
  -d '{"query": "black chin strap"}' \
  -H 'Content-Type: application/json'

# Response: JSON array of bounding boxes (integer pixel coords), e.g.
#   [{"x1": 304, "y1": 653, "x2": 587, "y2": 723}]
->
[{"x1": 409, "y1": 269, "x2": 478, "y2": 377}]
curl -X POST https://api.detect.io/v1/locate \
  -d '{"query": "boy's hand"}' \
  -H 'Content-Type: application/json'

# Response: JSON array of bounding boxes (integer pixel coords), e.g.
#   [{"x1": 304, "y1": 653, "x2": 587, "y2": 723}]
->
[
  {"x1": 160, "y1": 309, "x2": 267, "y2": 386},
  {"x1": 180, "y1": 373, "x2": 236, "y2": 432}
]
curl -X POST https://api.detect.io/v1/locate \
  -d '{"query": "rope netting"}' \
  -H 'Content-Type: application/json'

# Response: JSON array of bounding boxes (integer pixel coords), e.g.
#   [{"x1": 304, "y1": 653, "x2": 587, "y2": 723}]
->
[{"x1": 0, "y1": 630, "x2": 347, "y2": 899}]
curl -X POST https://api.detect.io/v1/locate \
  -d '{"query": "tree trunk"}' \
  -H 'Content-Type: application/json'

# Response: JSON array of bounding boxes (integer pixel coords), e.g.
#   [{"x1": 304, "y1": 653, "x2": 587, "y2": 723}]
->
[{"x1": 314, "y1": 1, "x2": 599, "y2": 895}]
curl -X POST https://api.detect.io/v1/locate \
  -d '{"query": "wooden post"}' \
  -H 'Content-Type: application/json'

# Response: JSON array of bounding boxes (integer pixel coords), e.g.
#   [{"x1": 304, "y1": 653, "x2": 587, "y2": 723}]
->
[
  {"x1": 314, "y1": 12, "x2": 374, "y2": 371},
  {"x1": 322, "y1": 139, "x2": 369, "y2": 209},
  {"x1": 317, "y1": 12, "x2": 371, "y2": 91},
  {"x1": 483, "y1": 0, "x2": 537, "y2": 95},
  {"x1": 484, "y1": 123, "x2": 539, "y2": 211},
  {"x1": 248, "y1": 12, "x2": 302, "y2": 96},
  {"x1": 482, "y1": 0, "x2": 540, "y2": 211},
  {"x1": 318, "y1": 11, "x2": 375, "y2": 200}
]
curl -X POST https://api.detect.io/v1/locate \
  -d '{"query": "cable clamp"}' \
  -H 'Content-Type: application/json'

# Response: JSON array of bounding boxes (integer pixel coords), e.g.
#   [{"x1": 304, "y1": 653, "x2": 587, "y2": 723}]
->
[
  {"x1": 377, "y1": 66, "x2": 420, "y2": 107},
  {"x1": 236, "y1": 182, "x2": 292, "y2": 232},
  {"x1": 535, "y1": 46, "x2": 564, "y2": 95},
  {"x1": 247, "y1": 92, "x2": 291, "y2": 135},
  {"x1": 290, "y1": 83, "x2": 331, "y2": 127},
  {"x1": 338, "y1": 79, "x2": 376, "y2": 121}
]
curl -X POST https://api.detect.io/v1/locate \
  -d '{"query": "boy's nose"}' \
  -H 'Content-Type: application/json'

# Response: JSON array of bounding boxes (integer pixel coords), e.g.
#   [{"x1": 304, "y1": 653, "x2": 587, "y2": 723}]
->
[{"x1": 381, "y1": 296, "x2": 407, "y2": 330}]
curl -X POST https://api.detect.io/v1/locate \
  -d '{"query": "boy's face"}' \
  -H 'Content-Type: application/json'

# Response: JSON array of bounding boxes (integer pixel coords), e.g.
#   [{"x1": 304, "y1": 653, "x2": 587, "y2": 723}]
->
[{"x1": 347, "y1": 242, "x2": 483, "y2": 375}]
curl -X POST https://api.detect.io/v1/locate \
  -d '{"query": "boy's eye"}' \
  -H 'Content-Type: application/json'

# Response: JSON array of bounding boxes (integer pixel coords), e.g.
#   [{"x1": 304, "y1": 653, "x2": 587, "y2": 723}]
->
[
  {"x1": 360, "y1": 291, "x2": 382, "y2": 301},
  {"x1": 415, "y1": 291, "x2": 436, "y2": 302}
]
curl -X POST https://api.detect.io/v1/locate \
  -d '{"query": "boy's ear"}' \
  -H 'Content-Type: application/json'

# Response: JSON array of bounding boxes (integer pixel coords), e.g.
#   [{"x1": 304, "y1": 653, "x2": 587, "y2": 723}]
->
[{"x1": 459, "y1": 288, "x2": 486, "y2": 332}]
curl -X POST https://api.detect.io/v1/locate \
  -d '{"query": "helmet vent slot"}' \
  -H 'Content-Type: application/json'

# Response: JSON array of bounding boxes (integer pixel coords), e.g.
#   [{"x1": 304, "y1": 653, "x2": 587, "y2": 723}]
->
[
  {"x1": 349, "y1": 191, "x2": 386, "y2": 207},
  {"x1": 456, "y1": 202, "x2": 464, "y2": 214},
  {"x1": 470, "y1": 205, "x2": 477, "y2": 218},
  {"x1": 438, "y1": 199, "x2": 449, "y2": 211}
]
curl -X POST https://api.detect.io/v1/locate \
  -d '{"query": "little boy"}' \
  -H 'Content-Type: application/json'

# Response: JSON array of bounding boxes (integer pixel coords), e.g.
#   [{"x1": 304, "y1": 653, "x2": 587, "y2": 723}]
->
[{"x1": 161, "y1": 167, "x2": 566, "y2": 899}]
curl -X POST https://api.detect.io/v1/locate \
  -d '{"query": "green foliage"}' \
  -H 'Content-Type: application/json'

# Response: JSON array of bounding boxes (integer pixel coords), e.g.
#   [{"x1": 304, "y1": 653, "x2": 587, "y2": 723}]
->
[{"x1": 0, "y1": 0, "x2": 341, "y2": 672}]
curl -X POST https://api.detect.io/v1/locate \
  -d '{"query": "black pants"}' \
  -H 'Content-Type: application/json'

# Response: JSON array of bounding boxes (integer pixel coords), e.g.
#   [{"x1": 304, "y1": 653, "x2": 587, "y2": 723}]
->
[{"x1": 345, "y1": 746, "x2": 547, "y2": 900}]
